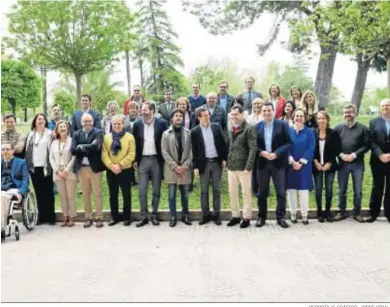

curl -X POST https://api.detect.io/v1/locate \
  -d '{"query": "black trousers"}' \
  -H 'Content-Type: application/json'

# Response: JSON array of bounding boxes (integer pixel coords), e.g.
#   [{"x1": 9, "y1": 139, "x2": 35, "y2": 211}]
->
[
  {"x1": 30, "y1": 167, "x2": 55, "y2": 224},
  {"x1": 369, "y1": 165, "x2": 390, "y2": 219},
  {"x1": 257, "y1": 162, "x2": 287, "y2": 220},
  {"x1": 106, "y1": 168, "x2": 132, "y2": 221}
]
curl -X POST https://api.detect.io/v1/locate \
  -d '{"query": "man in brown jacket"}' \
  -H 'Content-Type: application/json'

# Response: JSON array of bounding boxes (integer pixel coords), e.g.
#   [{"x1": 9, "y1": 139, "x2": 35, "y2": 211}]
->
[{"x1": 227, "y1": 105, "x2": 257, "y2": 228}]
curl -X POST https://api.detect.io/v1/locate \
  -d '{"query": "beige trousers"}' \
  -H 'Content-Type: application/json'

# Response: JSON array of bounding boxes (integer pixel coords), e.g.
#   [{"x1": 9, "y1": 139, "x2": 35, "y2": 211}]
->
[
  {"x1": 1, "y1": 189, "x2": 19, "y2": 230},
  {"x1": 228, "y1": 170, "x2": 253, "y2": 219},
  {"x1": 78, "y1": 167, "x2": 103, "y2": 219},
  {"x1": 56, "y1": 178, "x2": 77, "y2": 218}
]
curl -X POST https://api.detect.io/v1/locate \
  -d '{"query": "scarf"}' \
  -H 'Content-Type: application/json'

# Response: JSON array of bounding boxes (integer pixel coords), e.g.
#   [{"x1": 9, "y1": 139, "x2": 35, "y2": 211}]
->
[{"x1": 111, "y1": 129, "x2": 126, "y2": 155}]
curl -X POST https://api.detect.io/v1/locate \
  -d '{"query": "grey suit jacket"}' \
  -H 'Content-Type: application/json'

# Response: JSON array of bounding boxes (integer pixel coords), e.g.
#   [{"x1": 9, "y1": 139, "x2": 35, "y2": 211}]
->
[
  {"x1": 237, "y1": 90, "x2": 263, "y2": 112},
  {"x1": 158, "y1": 102, "x2": 175, "y2": 122}
]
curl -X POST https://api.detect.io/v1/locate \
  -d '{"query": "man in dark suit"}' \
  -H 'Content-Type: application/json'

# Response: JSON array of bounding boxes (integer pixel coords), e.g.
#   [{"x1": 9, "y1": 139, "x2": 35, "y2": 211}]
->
[
  {"x1": 255, "y1": 102, "x2": 292, "y2": 228},
  {"x1": 196, "y1": 92, "x2": 227, "y2": 131},
  {"x1": 191, "y1": 107, "x2": 228, "y2": 225},
  {"x1": 237, "y1": 76, "x2": 263, "y2": 113},
  {"x1": 71, "y1": 113, "x2": 105, "y2": 228},
  {"x1": 367, "y1": 98, "x2": 390, "y2": 223},
  {"x1": 158, "y1": 89, "x2": 175, "y2": 122},
  {"x1": 217, "y1": 80, "x2": 234, "y2": 114},
  {"x1": 132, "y1": 102, "x2": 168, "y2": 227},
  {"x1": 71, "y1": 94, "x2": 102, "y2": 133}
]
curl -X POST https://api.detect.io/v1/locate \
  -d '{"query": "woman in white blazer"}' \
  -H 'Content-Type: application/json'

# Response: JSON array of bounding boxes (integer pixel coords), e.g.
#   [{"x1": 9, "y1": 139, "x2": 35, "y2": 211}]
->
[{"x1": 49, "y1": 120, "x2": 77, "y2": 227}]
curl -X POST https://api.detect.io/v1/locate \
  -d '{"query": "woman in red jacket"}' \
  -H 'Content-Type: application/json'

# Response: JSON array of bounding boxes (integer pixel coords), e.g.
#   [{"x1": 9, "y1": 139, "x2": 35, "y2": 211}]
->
[{"x1": 267, "y1": 84, "x2": 285, "y2": 119}]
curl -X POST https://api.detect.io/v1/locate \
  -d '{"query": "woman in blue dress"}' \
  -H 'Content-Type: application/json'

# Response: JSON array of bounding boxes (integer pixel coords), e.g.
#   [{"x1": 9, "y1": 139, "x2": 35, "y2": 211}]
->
[{"x1": 287, "y1": 108, "x2": 316, "y2": 225}]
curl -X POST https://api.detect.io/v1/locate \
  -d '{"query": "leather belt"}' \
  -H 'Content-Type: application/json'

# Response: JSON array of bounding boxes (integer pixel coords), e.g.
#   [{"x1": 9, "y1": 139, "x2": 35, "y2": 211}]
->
[
  {"x1": 206, "y1": 158, "x2": 218, "y2": 162},
  {"x1": 142, "y1": 155, "x2": 157, "y2": 158}
]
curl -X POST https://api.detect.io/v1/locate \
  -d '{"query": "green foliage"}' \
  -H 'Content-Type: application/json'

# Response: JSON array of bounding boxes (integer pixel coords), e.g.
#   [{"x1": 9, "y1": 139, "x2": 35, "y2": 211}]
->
[
  {"x1": 52, "y1": 90, "x2": 76, "y2": 117},
  {"x1": 1, "y1": 59, "x2": 41, "y2": 115}
]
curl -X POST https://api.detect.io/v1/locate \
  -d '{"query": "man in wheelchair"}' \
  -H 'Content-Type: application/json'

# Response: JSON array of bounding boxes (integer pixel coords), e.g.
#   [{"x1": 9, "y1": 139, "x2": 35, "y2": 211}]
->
[{"x1": 1, "y1": 142, "x2": 29, "y2": 240}]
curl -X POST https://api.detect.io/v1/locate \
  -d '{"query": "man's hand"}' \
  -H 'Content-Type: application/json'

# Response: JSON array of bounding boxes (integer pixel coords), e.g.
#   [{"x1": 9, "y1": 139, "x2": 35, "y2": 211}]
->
[
  {"x1": 268, "y1": 153, "x2": 277, "y2": 160},
  {"x1": 342, "y1": 154, "x2": 352, "y2": 162},
  {"x1": 62, "y1": 170, "x2": 68, "y2": 178},
  {"x1": 175, "y1": 166, "x2": 185, "y2": 174},
  {"x1": 76, "y1": 144, "x2": 84, "y2": 151},
  {"x1": 16, "y1": 193, "x2": 22, "y2": 203},
  {"x1": 379, "y1": 154, "x2": 390, "y2": 163},
  {"x1": 194, "y1": 168, "x2": 199, "y2": 177},
  {"x1": 260, "y1": 151, "x2": 270, "y2": 159},
  {"x1": 133, "y1": 162, "x2": 138, "y2": 169},
  {"x1": 222, "y1": 160, "x2": 227, "y2": 169}
]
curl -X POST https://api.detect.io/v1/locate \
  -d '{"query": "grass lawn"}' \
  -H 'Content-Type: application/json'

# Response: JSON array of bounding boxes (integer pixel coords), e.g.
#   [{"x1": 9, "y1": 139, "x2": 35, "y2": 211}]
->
[{"x1": 6, "y1": 114, "x2": 375, "y2": 211}]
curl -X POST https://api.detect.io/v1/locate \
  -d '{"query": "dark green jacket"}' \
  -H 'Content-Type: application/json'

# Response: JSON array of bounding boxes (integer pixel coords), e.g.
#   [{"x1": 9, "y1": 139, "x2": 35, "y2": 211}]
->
[{"x1": 227, "y1": 120, "x2": 257, "y2": 171}]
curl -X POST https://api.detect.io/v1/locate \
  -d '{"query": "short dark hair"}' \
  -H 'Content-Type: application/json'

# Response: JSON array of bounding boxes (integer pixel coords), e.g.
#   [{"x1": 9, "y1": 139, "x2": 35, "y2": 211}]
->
[
  {"x1": 31, "y1": 113, "x2": 48, "y2": 130},
  {"x1": 262, "y1": 102, "x2": 274, "y2": 111},
  {"x1": 196, "y1": 107, "x2": 208, "y2": 118},
  {"x1": 142, "y1": 101, "x2": 156, "y2": 113},
  {"x1": 282, "y1": 100, "x2": 296, "y2": 117},
  {"x1": 3, "y1": 114, "x2": 16, "y2": 122},
  {"x1": 232, "y1": 97, "x2": 245, "y2": 107},
  {"x1": 169, "y1": 109, "x2": 184, "y2": 121},
  {"x1": 231, "y1": 105, "x2": 244, "y2": 114},
  {"x1": 81, "y1": 94, "x2": 92, "y2": 102},
  {"x1": 52, "y1": 104, "x2": 61, "y2": 110}
]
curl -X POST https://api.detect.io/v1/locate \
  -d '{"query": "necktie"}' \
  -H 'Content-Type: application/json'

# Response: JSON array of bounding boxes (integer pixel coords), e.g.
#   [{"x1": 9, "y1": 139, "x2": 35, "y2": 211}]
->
[{"x1": 248, "y1": 91, "x2": 252, "y2": 104}]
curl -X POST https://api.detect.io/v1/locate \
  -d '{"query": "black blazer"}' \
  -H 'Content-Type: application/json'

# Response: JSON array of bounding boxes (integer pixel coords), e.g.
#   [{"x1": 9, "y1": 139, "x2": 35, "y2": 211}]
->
[
  {"x1": 312, "y1": 128, "x2": 341, "y2": 173},
  {"x1": 71, "y1": 127, "x2": 105, "y2": 173},
  {"x1": 190, "y1": 123, "x2": 228, "y2": 175},
  {"x1": 132, "y1": 117, "x2": 168, "y2": 167},
  {"x1": 369, "y1": 117, "x2": 390, "y2": 169},
  {"x1": 255, "y1": 119, "x2": 292, "y2": 169}
]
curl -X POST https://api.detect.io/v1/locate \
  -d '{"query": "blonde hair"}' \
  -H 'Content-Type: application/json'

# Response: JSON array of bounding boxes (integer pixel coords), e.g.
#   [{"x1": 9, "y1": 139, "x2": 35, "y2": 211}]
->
[
  {"x1": 252, "y1": 98, "x2": 265, "y2": 112},
  {"x1": 175, "y1": 97, "x2": 190, "y2": 111},
  {"x1": 301, "y1": 90, "x2": 319, "y2": 114}
]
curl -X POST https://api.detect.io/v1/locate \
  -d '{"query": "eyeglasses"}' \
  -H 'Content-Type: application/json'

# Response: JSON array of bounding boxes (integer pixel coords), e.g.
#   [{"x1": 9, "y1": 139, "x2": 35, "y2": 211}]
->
[
  {"x1": 82, "y1": 120, "x2": 93, "y2": 123},
  {"x1": 134, "y1": 90, "x2": 140, "y2": 92}
]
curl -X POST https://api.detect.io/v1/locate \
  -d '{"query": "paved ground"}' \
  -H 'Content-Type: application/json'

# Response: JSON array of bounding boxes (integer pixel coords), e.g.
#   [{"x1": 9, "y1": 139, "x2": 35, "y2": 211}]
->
[{"x1": 2, "y1": 218, "x2": 390, "y2": 303}]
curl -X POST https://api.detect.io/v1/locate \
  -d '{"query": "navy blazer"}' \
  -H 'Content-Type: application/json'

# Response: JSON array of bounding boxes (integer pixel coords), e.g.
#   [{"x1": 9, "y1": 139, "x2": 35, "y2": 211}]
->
[
  {"x1": 1, "y1": 157, "x2": 29, "y2": 196},
  {"x1": 255, "y1": 119, "x2": 292, "y2": 168},
  {"x1": 217, "y1": 94, "x2": 234, "y2": 114},
  {"x1": 71, "y1": 127, "x2": 105, "y2": 173},
  {"x1": 369, "y1": 116, "x2": 390, "y2": 169},
  {"x1": 71, "y1": 110, "x2": 102, "y2": 133},
  {"x1": 132, "y1": 118, "x2": 168, "y2": 167}
]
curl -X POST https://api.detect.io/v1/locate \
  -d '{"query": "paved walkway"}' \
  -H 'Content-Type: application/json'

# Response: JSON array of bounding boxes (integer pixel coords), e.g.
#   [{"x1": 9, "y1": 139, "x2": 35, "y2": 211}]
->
[{"x1": 2, "y1": 219, "x2": 390, "y2": 302}]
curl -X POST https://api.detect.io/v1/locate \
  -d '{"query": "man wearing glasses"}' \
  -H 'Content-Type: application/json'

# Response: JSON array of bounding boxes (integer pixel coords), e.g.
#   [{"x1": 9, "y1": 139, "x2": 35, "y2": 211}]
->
[
  {"x1": 71, "y1": 94, "x2": 102, "y2": 133},
  {"x1": 217, "y1": 81, "x2": 234, "y2": 114},
  {"x1": 367, "y1": 98, "x2": 390, "y2": 223},
  {"x1": 334, "y1": 104, "x2": 369, "y2": 223}
]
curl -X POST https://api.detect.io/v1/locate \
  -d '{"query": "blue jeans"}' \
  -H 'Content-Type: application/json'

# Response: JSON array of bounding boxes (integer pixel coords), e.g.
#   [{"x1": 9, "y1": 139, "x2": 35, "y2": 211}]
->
[
  {"x1": 337, "y1": 161, "x2": 364, "y2": 215},
  {"x1": 168, "y1": 184, "x2": 189, "y2": 218},
  {"x1": 314, "y1": 171, "x2": 335, "y2": 217}
]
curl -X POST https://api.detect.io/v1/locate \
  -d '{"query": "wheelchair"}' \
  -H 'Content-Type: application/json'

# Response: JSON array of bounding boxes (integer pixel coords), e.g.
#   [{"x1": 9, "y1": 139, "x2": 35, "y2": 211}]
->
[{"x1": 5, "y1": 191, "x2": 38, "y2": 241}]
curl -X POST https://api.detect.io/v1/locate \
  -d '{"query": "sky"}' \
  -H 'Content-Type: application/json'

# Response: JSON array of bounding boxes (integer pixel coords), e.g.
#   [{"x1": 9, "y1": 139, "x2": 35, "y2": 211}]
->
[{"x1": 1, "y1": 0, "x2": 387, "y2": 105}]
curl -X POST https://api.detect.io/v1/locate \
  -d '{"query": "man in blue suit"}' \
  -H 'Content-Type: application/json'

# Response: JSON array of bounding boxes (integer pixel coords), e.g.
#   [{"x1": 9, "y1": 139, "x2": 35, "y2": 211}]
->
[
  {"x1": 132, "y1": 102, "x2": 168, "y2": 227},
  {"x1": 255, "y1": 102, "x2": 292, "y2": 229},
  {"x1": 71, "y1": 94, "x2": 102, "y2": 133},
  {"x1": 1, "y1": 142, "x2": 29, "y2": 239},
  {"x1": 217, "y1": 80, "x2": 234, "y2": 114}
]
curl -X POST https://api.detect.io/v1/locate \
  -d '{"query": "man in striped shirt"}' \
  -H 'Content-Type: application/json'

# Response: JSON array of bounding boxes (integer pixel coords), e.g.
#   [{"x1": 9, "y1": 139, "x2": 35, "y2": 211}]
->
[{"x1": 1, "y1": 114, "x2": 26, "y2": 159}]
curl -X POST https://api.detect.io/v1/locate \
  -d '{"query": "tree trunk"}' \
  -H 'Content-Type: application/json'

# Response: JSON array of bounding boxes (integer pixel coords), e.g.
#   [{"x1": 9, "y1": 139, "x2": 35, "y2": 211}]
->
[
  {"x1": 351, "y1": 53, "x2": 371, "y2": 114},
  {"x1": 23, "y1": 107, "x2": 27, "y2": 122},
  {"x1": 314, "y1": 42, "x2": 338, "y2": 110},
  {"x1": 387, "y1": 55, "x2": 390, "y2": 97},
  {"x1": 139, "y1": 60, "x2": 144, "y2": 91},
  {"x1": 9, "y1": 98, "x2": 16, "y2": 116},
  {"x1": 125, "y1": 50, "x2": 131, "y2": 96},
  {"x1": 75, "y1": 73, "x2": 82, "y2": 109},
  {"x1": 40, "y1": 66, "x2": 48, "y2": 116}
]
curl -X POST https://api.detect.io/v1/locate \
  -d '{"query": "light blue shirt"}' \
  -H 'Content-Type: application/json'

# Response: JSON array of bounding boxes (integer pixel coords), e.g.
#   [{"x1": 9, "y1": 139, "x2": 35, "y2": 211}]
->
[
  {"x1": 219, "y1": 95, "x2": 227, "y2": 112},
  {"x1": 264, "y1": 119, "x2": 274, "y2": 153},
  {"x1": 200, "y1": 124, "x2": 218, "y2": 158},
  {"x1": 384, "y1": 117, "x2": 390, "y2": 134}
]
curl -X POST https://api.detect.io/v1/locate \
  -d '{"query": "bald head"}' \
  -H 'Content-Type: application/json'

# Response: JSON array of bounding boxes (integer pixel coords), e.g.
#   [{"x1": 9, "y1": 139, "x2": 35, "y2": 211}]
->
[
  {"x1": 206, "y1": 92, "x2": 217, "y2": 108},
  {"x1": 81, "y1": 113, "x2": 93, "y2": 131}
]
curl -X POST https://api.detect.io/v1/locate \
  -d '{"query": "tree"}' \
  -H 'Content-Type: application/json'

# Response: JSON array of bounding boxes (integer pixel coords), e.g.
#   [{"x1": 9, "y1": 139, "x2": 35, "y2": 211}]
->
[
  {"x1": 131, "y1": 37, "x2": 150, "y2": 91},
  {"x1": 182, "y1": 0, "x2": 342, "y2": 109},
  {"x1": 136, "y1": 0, "x2": 185, "y2": 95},
  {"x1": 1, "y1": 59, "x2": 41, "y2": 117},
  {"x1": 6, "y1": 0, "x2": 136, "y2": 108}
]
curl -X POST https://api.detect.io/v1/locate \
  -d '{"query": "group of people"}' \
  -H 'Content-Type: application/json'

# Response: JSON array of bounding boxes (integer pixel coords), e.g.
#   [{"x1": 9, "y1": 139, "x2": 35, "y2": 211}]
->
[{"x1": 1, "y1": 77, "x2": 390, "y2": 239}]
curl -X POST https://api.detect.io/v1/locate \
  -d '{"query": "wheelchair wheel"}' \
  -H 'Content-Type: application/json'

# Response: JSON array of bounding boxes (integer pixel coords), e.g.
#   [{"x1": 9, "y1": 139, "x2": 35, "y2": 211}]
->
[
  {"x1": 22, "y1": 192, "x2": 38, "y2": 231},
  {"x1": 15, "y1": 225, "x2": 20, "y2": 241}
]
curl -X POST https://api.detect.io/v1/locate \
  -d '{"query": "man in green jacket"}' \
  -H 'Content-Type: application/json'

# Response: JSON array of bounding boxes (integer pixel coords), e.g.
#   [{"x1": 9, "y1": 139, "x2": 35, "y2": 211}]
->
[{"x1": 227, "y1": 105, "x2": 257, "y2": 228}]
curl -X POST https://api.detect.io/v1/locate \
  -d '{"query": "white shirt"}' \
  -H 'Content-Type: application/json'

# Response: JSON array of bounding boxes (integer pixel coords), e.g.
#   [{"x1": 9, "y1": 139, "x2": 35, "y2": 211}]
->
[
  {"x1": 32, "y1": 131, "x2": 48, "y2": 167},
  {"x1": 142, "y1": 120, "x2": 157, "y2": 155},
  {"x1": 319, "y1": 139, "x2": 325, "y2": 165},
  {"x1": 82, "y1": 130, "x2": 90, "y2": 165}
]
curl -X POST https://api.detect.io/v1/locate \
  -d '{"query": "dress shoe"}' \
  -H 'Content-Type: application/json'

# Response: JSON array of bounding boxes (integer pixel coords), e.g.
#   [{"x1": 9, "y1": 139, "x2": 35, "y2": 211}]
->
[
  {"x1": 213, "y1": 215, "x2": 222, "y2": 226},
  {"x1": 365, "y1": 217, "x2": 376, "y2": 223},
  {"x1": 199, "y1": 216, "x2": 210, "y2": 225},
  {"x1": 68, "y1": 217, "x2": 75, "y2": 227},
  {"x1": 318, "y1": 217, "x2": 325, "y2": 223},
  {"x1": 302, "y1": 220, "x2": 309, "y2": 225},
  {"x1": 108, "y1": 219, "x2": 119, "y2": 226},
  {"x1": 1, "y1": 230, "x2": 5, "y2": 240},
  {"x1": 136, "y1": 218, "x2": 149, "y2": 227},
  {"x1": 83, "y1": 219, "x2": 93, "y2": 228},
  {"x1": 255, "y1": 218, "x2": 265, "y2": 227},
  {"x1": 326, "y1": 216, "x2": 334, "y2": 222},
  {"x1": 151, "y1": 215, "x2": 160, "y2": 226},
  {"x1": 169, "y1": 218, "x2": 177, "y2": 227},
  {"x1": 240, "y1": 219, "x2": 250, "y2": 228},
  {"x1": 181, "y1": 216, "x2": 192, "y2": 225},
  {"x1": 123, "y1": 220, "x2": 131, "y2": 226},
  {"x1": 277, "y1": 219, "x2": 289, "y2": 228},
  {"x1": 227, "y1": 217, "x2": 241, "y2": 227},
  {"x1": 353, "y1": 214, "x2": 365, "y2": 223},
  {"x1": 333, "y1": 212, "x2": 347, "y2": 221},
  {"x1": 95, "y1": 219, "x2": 104, "y2": 228},
  {"x1": 290, "y1": 219, "x2": 298, "y2": 224}
]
